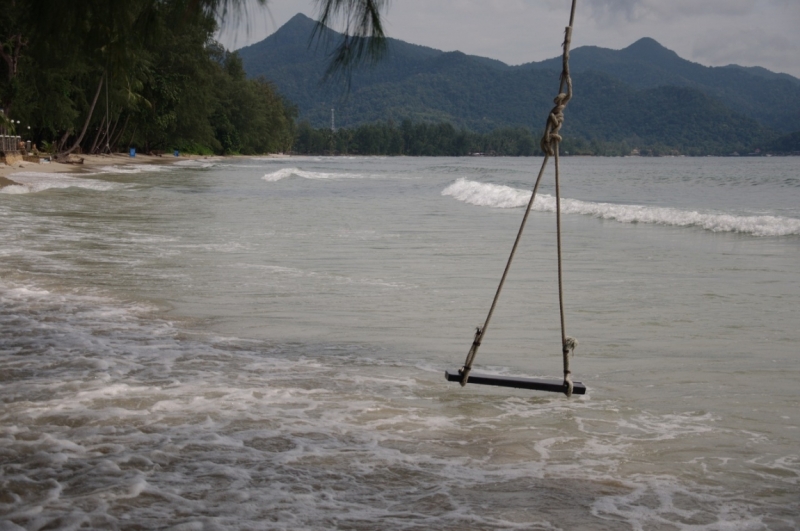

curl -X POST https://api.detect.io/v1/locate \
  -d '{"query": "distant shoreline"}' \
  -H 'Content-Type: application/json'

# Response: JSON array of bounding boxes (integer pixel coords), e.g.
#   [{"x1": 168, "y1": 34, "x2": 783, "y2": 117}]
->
[{"x1": 3, "y1": 151, "x2": 796, "y2": 190}]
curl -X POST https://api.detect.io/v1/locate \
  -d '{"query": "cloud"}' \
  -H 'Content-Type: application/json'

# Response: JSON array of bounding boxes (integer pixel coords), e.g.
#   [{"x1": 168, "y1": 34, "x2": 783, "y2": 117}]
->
[
  {"x1": 218, "y1": 0, "x2": 800, "y2": 78},
  {"x1": 584, "y1": 0, "x2": 756, "y2": 23},
  {"x1": 692, "y1": 28, "x2": 796, "y2": 70},
  {"x1": 576, "y1": 0, "x2": 800, "y2": 76}
]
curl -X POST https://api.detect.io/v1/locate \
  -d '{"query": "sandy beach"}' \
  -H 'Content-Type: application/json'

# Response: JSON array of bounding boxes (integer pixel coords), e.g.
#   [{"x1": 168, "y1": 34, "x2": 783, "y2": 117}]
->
[
  {"x1": 0, "y1": 152, "x2": 204, "y2": 187},
  {"x1": 0, "y1": 152, "x2": 290, "y2": 189}
]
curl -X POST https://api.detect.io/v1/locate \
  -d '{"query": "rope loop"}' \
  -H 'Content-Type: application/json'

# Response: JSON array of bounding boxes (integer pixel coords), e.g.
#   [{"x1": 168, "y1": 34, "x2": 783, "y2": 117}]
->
[
  {"x1": 460, "y1": 326, "x2": 484, "y2": 386},
  {"x1": 562, "y1": 336, "x2": 578, "y2": 396},
  {"x1": 563, "y1": 336, "x2": 578, "y2": 354},
  {"x1": 472, "y1": 326, "x2": 483, "y2": 347},
  {"x1": 540, "y1": 94, "x2": 569, "y2": 155}
]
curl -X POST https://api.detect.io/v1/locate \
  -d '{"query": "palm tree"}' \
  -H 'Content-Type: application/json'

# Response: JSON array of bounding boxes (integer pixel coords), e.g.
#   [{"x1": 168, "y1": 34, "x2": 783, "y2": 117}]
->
[
  {"x1": 1, "y1": 0, "x2": 388, "y2": 155},
  {"x1": 311, "y1": 0, "x2": 388, "y2": 77}
]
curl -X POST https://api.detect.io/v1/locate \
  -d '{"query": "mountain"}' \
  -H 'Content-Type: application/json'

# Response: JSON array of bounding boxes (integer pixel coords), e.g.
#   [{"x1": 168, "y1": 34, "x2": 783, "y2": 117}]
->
[
  {"x1": 238, "y1": 14, "x2": 798, "y2": 154},
  {"x1": 522, "y1": 37, "x2": 800, "y2": 133}
]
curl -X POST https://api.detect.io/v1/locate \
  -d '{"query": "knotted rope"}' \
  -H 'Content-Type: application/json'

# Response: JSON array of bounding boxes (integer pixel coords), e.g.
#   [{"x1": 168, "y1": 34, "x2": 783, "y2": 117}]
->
[
  {"x1": 460, "y1": 0, "x2": 579, "y2": 396},
  {"x1": 541, "y1": 15, "x2": 574, "y2": 156}
]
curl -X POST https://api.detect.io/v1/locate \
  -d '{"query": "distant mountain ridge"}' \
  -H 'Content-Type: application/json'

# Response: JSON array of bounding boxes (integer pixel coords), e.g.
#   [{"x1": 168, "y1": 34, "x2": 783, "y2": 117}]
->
[
  {"x1": 238, "y1": 13, "x2": 800, "y2": 154},
  {"x1": 521, "y1": 37, "x2": 800, "y2": 133}
]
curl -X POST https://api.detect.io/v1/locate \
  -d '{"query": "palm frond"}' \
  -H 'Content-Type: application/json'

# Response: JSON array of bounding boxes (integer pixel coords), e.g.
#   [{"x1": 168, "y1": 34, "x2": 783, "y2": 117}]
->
[{"x1": 312, "y1": 0, "x2": 388, "y2": 80}]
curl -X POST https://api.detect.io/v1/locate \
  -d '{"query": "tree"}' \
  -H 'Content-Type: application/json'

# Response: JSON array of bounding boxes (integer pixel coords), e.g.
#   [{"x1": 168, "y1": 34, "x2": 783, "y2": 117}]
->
[{"x1": 1, "y1": 0, "x2": 388, "y2": 156}]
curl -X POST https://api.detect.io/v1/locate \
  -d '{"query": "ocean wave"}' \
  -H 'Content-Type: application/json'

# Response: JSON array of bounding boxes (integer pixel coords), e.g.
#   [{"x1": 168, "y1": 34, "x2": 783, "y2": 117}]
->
[
  {"x1": 172, "y1": 157, "x2": 222, "y2": 168},
  {"x1": 97, "y1": 164, "x2": 172, "y2": 174},
  {"x1": 0, "y1": 276, "x2": 788, "y2": 530},
  {"x1": 262, "y1": 167, "x2": 366, "y2": 182},
  {"x1": 442, "y1": 178, "x2": 800, "y2": 237},
  {"x1": 0, "y1": 172, "x2": 117, "y2": 194}
]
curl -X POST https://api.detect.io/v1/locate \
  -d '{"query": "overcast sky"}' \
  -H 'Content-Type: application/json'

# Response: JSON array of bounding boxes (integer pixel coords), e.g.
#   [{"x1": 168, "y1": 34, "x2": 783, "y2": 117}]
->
[{"x1": 217, "y1": 0, "x2": 800, "y2": 77}]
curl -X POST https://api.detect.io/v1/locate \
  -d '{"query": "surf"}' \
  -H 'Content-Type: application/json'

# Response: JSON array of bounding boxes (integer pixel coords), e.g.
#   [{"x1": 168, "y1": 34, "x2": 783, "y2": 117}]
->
[
  {"x1": 442, "y1": 178, "x2": 800, "y2": 237},
  {"x1": 262, "y1": 167, "x2": 367, "y2": 182}
]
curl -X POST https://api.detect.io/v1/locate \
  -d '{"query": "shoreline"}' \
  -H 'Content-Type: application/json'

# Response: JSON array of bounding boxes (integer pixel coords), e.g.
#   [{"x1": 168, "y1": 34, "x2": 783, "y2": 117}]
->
[
  {"x1": 0, "y1": 153, "x2": 289, "y2": 188},
  {"x1": 3, "y1": 152, "x2": 794, "y2": 189}
]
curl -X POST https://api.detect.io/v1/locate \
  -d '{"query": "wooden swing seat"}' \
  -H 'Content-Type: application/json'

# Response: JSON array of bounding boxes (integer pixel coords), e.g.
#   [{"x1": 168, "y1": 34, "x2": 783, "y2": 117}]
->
[{"x1": 445, "y1": 369, "x2": 586, "y2": 395}]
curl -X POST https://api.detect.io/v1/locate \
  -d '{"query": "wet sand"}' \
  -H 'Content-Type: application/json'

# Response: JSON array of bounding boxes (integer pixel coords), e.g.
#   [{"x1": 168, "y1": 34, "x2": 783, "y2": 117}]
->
[
  {"x1": 0, "y1": 153, "x2": 198, "y2": 186},
  {"x1": 0, "y1": 153, "x2": 287, "y2": 187}
]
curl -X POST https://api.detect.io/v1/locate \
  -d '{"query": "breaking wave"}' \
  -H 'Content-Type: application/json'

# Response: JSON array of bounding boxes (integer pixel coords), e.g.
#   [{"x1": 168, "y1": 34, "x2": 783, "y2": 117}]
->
[
  {"x1": 0, "y1": 172, "x2": 117, "y2": 194},
  {"x1": 1, "y1": 277, "x2": 775, "y2": 531},
  {"x1": 442, "y1": 178, "x2": 800, "y2": 237},
  {"x1": 97, "y1": 164, "x2": 172, "y2": 174},
  {"x1": 262, "y1": 167, "x2": 366, "y2": 182}
]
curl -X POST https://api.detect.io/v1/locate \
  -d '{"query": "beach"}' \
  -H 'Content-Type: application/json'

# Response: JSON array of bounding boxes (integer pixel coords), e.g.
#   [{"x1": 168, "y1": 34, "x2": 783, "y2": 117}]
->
[
  {"x1": 0, "y1": 152, "x2": 291, "y2": 194},
  {"x1": 0, "y1": 153, "x2": 211, "y2": 186}
]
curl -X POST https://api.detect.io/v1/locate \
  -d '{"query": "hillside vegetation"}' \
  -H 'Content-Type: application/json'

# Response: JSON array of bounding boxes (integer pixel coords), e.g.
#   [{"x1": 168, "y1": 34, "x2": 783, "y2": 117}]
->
[
  {"x1": 1, "y1": 1, "x2": 295, "y2": 156},
  {"x1": 239, "y1": 14, "x2": 800, "y2": 156}
]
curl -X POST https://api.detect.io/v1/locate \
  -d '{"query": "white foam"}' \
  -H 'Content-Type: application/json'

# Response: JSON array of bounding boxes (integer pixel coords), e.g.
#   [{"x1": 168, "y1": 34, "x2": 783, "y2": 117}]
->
[
  {"x1": 442, "y1": 178, "x2": 800, "y2": 237},
  {"x1": 262, "y1": 167, "x2": 366, "y2": 182},
  {"x1": 0, "y1": 277, "x2": 788, "y2": 529},
  {"x1": 97, "y1": 164, "x2": 171, "y2": 174},
  {"x1": 0, "y1": 172, "x2": 117, "y2": 194},
  {"x1": 173, "y1": 158, "x2": 221, "y2": 168},
  {"x1": 442, "y1": 178, "x2": 531, "y2": 208}
]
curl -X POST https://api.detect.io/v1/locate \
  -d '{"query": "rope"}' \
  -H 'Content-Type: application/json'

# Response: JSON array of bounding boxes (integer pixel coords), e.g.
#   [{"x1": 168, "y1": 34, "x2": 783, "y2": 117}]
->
[
  {"x1": 460, "y1": 0, "x2": 578, "y2": 395},
  {"x1": 459, "y1": 155, "x2": 551, "y2": 386}
]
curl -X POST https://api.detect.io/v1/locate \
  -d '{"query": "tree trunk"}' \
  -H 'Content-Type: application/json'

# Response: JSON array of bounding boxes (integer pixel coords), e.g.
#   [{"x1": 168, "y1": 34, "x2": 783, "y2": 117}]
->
[
  {"x1": 102, "y1": 113, "x2": 121, "y2": 154},
  {"x1": 89, "y1": 115, "x2": 106, "y2": 154},
  {"x1": 56, "y1": 128, "x2": 72, "y2": 153},
  {"x1": 61, "y1": 74, "x2": 104, "y2": 156},
  {"x1": 110, "y1": 115, "x2": 130, "y2": 152},
  {"x1": 125, "y1": 125, "x2": 137, "y2": 150}
]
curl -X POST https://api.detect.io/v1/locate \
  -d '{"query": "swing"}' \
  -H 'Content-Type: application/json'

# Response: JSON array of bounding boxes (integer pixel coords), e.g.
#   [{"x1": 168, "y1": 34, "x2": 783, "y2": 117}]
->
[
  {"x1": 446, "y1": 0, "x2": 585, "y2": 397},
  {"x1": 445, "y1": 370, "x2": 586, "y2": 395}
]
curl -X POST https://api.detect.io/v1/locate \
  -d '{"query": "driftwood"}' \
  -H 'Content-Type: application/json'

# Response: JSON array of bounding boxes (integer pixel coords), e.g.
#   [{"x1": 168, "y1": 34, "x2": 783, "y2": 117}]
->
[{"x1": 55, "y1": 153, "x2": 84, "y2": 165}]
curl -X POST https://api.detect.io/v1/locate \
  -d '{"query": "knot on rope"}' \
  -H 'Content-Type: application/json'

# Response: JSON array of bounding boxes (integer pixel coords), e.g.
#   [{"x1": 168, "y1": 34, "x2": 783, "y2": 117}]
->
[
  {"x1": 472, "y1": 326, "x2": 483, "y2": 347},
  {"x1": 540, "y1": 26, "x2": 574, "y2": 157},
  {"x1": 562, "y1": 336, "x2": 577, "y2": 397},
  {"x1": 540, "y1": 93, "x2": 570, "y2": 156},
  {"x1": 563, "y1": 373, "x2": 574, "y2": 397},
  {"x1": 459, "y1": 326, "x2": 484, "y2": 386},
  {"x1": 458, "y1": 365, "x2": 471, "y2": 387},
  {"x1": 563, "y1": 336, "x2": 578, "y2": 355}
]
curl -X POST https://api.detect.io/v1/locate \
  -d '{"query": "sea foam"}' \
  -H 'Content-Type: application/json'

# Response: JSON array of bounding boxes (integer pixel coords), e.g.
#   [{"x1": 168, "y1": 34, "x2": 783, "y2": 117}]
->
[
  {"x1": 97, "y1": 164, "x2": 171, "y2": 174},
  {"x1": 262, "y1": 167, "x2": 366, "y2": 182},
  {"x1": 0, "y1": 172, "x2": 117, "y2": 194},
  {"x1": 0, "y1": 276, "x2": 789, "y2": 530},
  {"x1": 442, "y1": 178, "x2": 800, "y2": 237}
]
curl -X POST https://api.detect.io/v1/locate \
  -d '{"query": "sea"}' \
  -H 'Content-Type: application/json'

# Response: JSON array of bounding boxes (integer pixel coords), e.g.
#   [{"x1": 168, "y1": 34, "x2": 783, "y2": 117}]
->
[{"x1": 1, "y1": 155, "x2": 798, "y2": 530}]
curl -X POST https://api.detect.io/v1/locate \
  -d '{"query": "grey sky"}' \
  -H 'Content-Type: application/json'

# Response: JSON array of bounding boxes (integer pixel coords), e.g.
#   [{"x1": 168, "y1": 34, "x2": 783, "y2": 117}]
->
[{"x1": 218, "y1": 0, "x2": 800, "y2": 77}]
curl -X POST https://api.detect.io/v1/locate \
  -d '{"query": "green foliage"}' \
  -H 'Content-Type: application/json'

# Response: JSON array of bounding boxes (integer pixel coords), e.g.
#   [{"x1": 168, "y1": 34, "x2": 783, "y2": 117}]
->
[
  {"x1": 765, "y1": 131, "x2": 800, "y2": 154},
  {"x1": 527, "y1": 38, "x2": 800, "y2": 133},
  {"x1": 293, "y1": 120, "x2": 541, "y2": 156},
  {"x1": 1, "y1": 0, "x2": 293, "y2": 155},
  {"x1": 291, "y1": 118, "x2": 795, "y2": 157}
]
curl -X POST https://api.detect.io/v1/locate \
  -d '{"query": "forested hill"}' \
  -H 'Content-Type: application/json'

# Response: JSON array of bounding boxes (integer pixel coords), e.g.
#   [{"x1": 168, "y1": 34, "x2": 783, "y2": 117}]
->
[
  {"x1": 239, "y1": 13, "x2": 800, "y2": 155},
  {"x1": 522, "y1": 37, "x2": 800, "y2": 133}
]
